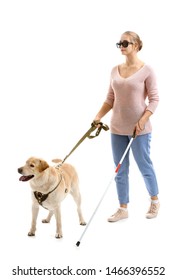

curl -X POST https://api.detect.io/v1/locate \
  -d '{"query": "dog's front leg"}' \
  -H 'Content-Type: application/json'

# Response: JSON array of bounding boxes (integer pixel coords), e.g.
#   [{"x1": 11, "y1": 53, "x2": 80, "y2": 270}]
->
[
  {"x1": 54, "y1": 205, "x2": 63, "y2": 238},
  {"x1": 28, "y1": 204, "x2": 39, "y2": 237}
]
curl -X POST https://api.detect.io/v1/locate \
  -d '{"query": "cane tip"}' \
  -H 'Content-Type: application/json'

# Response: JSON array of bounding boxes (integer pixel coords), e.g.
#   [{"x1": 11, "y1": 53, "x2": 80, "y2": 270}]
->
[{"x1": 76, "y1": 241, "x2": 80, "y2": 247}]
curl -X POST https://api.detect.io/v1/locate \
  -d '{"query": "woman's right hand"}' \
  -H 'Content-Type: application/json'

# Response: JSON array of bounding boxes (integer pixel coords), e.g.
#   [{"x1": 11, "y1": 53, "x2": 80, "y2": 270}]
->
[{"x1": 92, "y1": 119, "x2": 101, "y2": 128}]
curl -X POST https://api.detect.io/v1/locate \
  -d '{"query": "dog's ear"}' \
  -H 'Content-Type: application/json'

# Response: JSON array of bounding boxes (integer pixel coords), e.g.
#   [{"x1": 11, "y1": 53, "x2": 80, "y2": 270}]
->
[{"x1": 38, "y1": 160, "x2": 49, "y2": 172}]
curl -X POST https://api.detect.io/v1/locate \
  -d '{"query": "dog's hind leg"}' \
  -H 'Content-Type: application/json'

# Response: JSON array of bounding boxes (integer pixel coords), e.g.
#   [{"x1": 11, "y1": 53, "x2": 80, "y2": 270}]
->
[
  {"x1": 70, "y1": 189, "x2": 86, "y2": 226},
  {"x1": 42, "y1": 210, "x2": 53, "y2": 223}
]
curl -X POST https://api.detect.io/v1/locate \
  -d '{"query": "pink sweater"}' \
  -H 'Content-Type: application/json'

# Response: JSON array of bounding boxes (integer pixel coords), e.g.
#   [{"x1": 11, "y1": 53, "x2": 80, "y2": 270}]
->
[{"x1": 105, "y1": 64, "x2": 159, "y2": 135}]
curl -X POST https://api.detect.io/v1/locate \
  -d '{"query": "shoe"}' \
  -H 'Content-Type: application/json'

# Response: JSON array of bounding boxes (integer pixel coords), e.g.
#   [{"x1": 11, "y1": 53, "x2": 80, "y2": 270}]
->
[
  {"x1": 146, "y1": 202, "x2": 160, "y2": 219},
  {"x1": 108, "y1": 208, "x2": 128, "y2": 222}
]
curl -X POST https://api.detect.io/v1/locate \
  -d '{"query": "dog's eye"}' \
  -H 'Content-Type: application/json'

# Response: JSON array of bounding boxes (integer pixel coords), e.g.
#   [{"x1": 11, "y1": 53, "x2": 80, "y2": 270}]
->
[{"x1": 30, "y1": 164, "x2": 35, "y2": 168}]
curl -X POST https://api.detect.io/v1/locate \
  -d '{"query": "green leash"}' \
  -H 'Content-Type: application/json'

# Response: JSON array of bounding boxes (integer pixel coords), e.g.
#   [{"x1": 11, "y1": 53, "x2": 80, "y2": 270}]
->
[{"x1": 61, "y1": 121, "x2": 109, "y2": 165}]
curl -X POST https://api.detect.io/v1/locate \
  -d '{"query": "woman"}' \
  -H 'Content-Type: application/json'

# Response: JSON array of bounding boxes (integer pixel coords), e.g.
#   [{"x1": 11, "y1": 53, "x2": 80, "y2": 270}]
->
[{"x1": 94, "y1": 31, "x2": 159, "y2": 222}]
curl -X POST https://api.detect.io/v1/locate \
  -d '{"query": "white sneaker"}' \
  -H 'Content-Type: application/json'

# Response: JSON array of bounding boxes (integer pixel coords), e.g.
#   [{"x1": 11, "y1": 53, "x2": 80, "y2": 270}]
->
[
  {"x1": 146, "y1": 202, "x2": 160, "y2": 219},
  {"x1": 108, "y1": 208, "x2": 128, "y2": 222}
]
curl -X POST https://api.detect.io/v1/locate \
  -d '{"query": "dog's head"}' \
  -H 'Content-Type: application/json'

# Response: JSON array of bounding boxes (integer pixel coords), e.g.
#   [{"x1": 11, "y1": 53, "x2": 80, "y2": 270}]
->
[{"x1": 18, "y1": 157, "x2": 49, "y2": 182}]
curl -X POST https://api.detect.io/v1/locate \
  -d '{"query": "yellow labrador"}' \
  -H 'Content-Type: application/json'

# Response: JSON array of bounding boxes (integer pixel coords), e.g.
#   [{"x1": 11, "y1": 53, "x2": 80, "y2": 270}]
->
[{"x1": 18, "y1": 157, "x2": 86, "y2": 238}]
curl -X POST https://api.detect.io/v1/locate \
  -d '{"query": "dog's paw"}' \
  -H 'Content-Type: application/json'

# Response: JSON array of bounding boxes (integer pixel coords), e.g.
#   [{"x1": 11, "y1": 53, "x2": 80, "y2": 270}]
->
[
  {"x1": 42, "y1": 219, "x2": 50, "y2": 223},
  {"x1": 28, "y1": 232, "x2": 35, "y2": 237},
  {"x1": 80, "y1": 221, "x2": 86, "y2": 226},
  {"x1": 55, "y1": 233, "x2": 63, "y2": 238}
]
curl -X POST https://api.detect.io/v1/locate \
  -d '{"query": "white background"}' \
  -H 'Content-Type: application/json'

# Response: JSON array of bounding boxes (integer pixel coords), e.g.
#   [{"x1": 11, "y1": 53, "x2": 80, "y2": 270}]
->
[{"x1": 0, "y1": 0, "x2": 176, "y2": 279}]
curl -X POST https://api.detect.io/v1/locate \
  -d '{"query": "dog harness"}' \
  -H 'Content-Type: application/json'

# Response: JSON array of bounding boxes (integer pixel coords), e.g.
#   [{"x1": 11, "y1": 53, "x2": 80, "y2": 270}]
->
[{"x1": 34, "y1": 173, "x2": 64, "y2": 209}]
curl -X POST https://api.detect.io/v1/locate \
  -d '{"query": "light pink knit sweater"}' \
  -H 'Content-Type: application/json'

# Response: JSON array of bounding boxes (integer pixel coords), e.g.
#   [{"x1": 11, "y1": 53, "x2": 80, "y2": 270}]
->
[{"x1": 105, "y1": 64, "x2": 159, "y2": 135}]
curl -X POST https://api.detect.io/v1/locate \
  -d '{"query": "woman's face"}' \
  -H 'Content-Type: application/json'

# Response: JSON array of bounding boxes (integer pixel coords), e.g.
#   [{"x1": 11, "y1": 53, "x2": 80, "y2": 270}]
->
[{"x1": 118, "y1": 34, "x2": 136, "y2": 55}]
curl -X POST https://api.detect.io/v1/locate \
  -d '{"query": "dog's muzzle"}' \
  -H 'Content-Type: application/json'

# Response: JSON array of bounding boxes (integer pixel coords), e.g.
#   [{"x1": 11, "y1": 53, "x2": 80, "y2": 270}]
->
[{"x1": 18, "y1": 167, "x2": 34, "y2": 181}]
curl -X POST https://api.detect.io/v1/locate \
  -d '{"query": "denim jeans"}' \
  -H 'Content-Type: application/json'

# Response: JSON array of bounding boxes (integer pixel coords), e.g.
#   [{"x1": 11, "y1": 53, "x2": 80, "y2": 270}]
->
[{"x1": 111, "y1": 133, "x2": 159, "y2": 204}]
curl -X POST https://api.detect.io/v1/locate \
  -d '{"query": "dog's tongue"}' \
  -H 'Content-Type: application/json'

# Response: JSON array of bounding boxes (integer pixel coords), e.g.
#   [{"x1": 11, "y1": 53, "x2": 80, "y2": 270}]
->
[{"x1": 19, "y1": 175, "x2": 34, "y2": 182}]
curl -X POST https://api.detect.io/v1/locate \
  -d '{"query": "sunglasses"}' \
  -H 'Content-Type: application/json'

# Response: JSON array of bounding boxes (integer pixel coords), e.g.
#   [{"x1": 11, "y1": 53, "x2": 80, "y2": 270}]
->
[{"x1": 116, "y1": 40, "x2": 133, "y2": 48}]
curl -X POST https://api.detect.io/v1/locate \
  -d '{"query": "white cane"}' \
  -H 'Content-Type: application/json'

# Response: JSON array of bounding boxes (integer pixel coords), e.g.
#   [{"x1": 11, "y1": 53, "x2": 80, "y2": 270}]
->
[{"x1": 76, "y1": 133, "x2": 135, "y2": 247}]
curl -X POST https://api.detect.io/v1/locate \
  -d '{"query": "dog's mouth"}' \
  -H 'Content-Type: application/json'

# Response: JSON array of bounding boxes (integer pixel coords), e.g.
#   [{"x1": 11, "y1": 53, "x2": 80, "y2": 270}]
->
[{"x1": 19, "y1": 175, "x2": 34, "y2": 182}]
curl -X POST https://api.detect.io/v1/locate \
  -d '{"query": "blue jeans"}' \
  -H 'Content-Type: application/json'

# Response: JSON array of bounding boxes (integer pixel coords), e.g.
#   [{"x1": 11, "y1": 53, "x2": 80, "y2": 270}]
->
[{"x1": 111, "y1": 133, "x2": 159, "y2": 204}]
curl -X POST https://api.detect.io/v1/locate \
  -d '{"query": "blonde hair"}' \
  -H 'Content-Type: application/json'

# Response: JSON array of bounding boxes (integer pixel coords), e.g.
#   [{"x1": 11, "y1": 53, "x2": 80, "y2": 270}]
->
[{"x1": 123, "y1": 31, "x2": 143, "y2": 51}]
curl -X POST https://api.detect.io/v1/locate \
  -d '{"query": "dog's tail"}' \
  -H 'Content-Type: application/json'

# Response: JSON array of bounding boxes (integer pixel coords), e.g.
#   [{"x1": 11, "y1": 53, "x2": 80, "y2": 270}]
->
[{"x1": 52, "y1": 159, "x2": 63, "y2": 164}]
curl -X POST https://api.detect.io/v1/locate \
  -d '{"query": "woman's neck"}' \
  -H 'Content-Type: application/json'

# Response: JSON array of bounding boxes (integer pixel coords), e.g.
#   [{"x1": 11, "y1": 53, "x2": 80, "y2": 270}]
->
[{"x1": 125, "y1": 55, "x2": 142, "y2": 67}]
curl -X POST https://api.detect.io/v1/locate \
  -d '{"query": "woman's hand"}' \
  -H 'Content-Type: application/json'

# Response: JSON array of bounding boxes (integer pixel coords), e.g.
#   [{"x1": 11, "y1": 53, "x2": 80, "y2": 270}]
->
[
  {"x1": 92, "y1": 119, "x2": 102, "y2": 128},
  {"x1": 134, "y1": 119, "x2": 146, "y2": 136},
  {"x1": 134, "y1": 110, "x2": 152, "y2": 136}
]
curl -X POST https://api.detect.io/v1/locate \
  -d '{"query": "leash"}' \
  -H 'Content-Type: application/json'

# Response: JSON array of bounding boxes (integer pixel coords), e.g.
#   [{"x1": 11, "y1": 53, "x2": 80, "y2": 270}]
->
[{"x1": 59, "y1": 121, "x2": 109, "y2": 166}]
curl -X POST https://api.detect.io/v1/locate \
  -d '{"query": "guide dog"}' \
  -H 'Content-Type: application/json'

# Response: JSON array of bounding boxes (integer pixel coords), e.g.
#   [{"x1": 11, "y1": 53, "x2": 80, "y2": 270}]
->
[{"x1": 18, "y1": 157, "x2": 86, "y2": 238}]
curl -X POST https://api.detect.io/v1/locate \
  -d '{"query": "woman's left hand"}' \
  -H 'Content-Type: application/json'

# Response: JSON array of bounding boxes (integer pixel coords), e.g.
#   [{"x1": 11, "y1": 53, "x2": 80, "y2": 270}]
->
[
  {"x1": 134, "y1": 119, "x2": 146, "y2": 136},
  {"x1": 134, "y1": 110, "x2": 152, "y2": 137}
]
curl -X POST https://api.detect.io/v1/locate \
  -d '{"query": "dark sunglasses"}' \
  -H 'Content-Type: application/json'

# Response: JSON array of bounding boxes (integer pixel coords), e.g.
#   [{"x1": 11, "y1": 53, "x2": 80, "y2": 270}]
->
[{"x1": 116, "y1": 40, "x2": 133, "y2": 48}]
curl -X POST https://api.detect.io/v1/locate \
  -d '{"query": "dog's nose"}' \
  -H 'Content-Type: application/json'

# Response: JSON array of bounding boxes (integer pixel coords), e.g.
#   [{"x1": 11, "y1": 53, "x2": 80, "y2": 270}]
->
[{"x1": 18, "y1": 167, "x2": 23, "y2": 174}]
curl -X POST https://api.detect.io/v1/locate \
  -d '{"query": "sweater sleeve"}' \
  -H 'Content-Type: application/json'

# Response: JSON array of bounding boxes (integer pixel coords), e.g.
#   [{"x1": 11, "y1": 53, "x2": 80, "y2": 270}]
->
[
  {"x1": 145, "y1": 67, "x2": 159, "y2": 113},
  {"x1": 104, "y1": 79, "x2": 115, "y2": 107}
]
